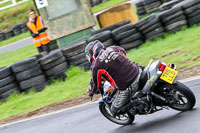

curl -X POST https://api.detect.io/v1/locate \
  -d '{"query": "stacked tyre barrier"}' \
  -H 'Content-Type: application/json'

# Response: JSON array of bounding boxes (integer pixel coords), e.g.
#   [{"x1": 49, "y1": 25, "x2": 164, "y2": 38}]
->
[
  {"x1": 159, "y1": 6, "x2": 187, "y2": 33},
  {"x1": 4, "y1": 29, "x2": 14, "y2": 40},
  {"x1": 62, "y1": 40, "x2": 90, "y2": 70},
  {"x1": 88, "y1": 30, "x2": 116, "y2": 47},
  {"x1": 0, "y1": 23, "x2": 29, "y2": 42},
  {"x1": 135, "y1": 14, "x2": 164, "y2": 41},
  {"x1": 91, "y1": 20, "x2": 131, "y2": 35},
  {"x1": 175, "y1": 0, "x2": 200, "y2": 26},
  {"x1": 0, "y1": 66, "x2": 19, "y2": 101},
  {"x1": 136, "y1": 0, "x2": 147, "y2": 18},
  {"x1": 12, "y1": 24, "x2": 22, "y2": 36},
  {"x1": 112, "y1": 23, "x2": 143, "y2": 50},
  {"x1": 20, "y1": 23, "x2": 29, "y2": 33},
  {"x1": 39, "y1": 50, "x2": 68, "y2": 80},
  {"x1": 12, "y1": 57, "x2": 47, "y2": 93},
  {"x1": 159, "y1": 0, "x2": 183, "y2": 11},
  {"x1": 0, "y1": 32, "x2": 5, "y2": 42},
  {"x1": 143, "y1": 0, "x2": 162, "y2": 13},
  {"x1": 135, "y1": 0, "x2": 183, "y2": 17}
]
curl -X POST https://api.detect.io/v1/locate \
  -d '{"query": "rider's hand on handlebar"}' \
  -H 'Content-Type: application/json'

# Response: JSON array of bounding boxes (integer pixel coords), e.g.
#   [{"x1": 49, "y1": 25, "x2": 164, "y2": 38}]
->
[{"x1": 87, "y1": 86, "x2": 94, "y2": 97}]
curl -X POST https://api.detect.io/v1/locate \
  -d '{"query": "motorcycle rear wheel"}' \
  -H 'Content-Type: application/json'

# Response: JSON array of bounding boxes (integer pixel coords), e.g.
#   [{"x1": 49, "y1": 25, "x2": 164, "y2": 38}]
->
[
  {"x1": 158, "y1": 81, "x2": 196, "y2": 111},
  {"x1": 99, "y1": 103, "x2": 135, "y2": 125}
]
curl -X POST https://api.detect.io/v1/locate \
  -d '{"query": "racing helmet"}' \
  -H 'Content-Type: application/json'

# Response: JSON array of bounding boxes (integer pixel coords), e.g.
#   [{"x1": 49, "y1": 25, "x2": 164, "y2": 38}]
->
[{"x1": 85, "y1": 40, "x2": 104, "y2": 63}]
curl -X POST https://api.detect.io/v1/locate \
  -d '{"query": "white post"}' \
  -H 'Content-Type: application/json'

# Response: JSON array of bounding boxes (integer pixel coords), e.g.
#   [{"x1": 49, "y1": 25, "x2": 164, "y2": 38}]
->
[{"x1": 12, "y1": 0, "x2": 17, "y2": 5}]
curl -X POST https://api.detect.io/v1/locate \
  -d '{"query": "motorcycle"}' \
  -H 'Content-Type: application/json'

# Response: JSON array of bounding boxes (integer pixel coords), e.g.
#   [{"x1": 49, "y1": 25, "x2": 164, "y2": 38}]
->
[{"x1": 94, "y1": 59, "x2": 196, "y2": 125}]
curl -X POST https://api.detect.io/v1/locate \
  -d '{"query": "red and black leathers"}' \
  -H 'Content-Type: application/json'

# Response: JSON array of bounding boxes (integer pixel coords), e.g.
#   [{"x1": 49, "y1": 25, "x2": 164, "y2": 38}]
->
[{"x1": 89, "y1": 46, "x2": 139, "y2": 92}]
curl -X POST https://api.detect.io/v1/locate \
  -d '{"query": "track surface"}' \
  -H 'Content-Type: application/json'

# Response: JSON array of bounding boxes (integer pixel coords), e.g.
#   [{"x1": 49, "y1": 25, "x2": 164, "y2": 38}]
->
[{"x1": 0, "y1": 78, "x2": 199, "y2": 133}]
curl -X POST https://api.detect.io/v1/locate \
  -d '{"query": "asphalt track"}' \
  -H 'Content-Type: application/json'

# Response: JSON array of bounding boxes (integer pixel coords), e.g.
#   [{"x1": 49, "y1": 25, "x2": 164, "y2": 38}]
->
[
  {"x1": 0, "y1": 77, "x2": 199, "y2": 133},
  {"x1": 0, "y1": 37, "x2": 32, "y2": 54}
]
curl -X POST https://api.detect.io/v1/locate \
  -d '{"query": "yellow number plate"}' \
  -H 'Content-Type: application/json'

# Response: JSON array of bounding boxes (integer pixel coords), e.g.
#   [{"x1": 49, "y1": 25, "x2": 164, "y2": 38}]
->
[{"x1": 160, "y1": 67, "x2": 178, "y2": 84}]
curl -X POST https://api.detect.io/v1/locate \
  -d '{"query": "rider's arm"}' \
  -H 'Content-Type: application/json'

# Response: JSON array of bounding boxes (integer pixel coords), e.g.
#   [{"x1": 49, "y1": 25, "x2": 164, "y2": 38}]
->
[{"x1": 110, "y1": 46, "x2": 126, "y2": 56}]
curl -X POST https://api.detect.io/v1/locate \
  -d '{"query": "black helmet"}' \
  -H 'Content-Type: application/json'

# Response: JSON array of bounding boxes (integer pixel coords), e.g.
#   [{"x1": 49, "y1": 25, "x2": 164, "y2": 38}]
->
[{"x1": 85, "y1": 40, "x2": 104, "y2": 63}]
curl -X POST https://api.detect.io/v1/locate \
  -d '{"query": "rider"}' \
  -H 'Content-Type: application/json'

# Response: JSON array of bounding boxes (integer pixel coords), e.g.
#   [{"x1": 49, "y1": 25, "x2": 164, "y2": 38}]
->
[{"x1": 85, "y1": 40, "x2": 143, "y2": 115}]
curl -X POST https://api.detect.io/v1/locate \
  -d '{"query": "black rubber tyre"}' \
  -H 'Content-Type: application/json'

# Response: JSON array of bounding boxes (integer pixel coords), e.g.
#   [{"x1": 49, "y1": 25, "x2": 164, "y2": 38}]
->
[
  {"x1": 112, "y1": 23, "x2": 134, "y2": 37},
  {"x1": 158, "y1": 6, "x2": 182, "y2": 19},
  {"x1": 39, "y1": 50, "x2": 63, "y2": 65},
  {"x1": 99, "y1": 103, "x2": 135, "y2": 125},
  {"x1": 42, "y1": 56, "x2": 66, "y2": 70},
  {"x1": 167, "y1": 25, "x2": 187, "y2": 33},
  {"x1": 91, "y1": 20, "x2": 131, "y2": 35},
  {"x1": 88, "y1": 31, "x2": 112, "y2": 43},
  {"x1": 119, "y1": 33, "x2": 142, "y2": 45},
  {"x1": 103, "y1": 39, "x2": 116, "y2": 47},
  {"x1": 142, "y1": 23, "x2": 162, "y2": 34},
  {"x1": 15, "y1": 65, "x2": 42, "y2": 82},
  {"x1": 45, "y1": 62, "x2": 68, "y2": 77},
  {"x1": 62, "y1": 40, "x2": 87, "y2": 57},
  {"x1": 0, "y1": 32, "x2": 5, "y2": 41},
  {"x1": 4, "y1": 29, "x2": 14, "y2": 40},
  {"x1": 184, "y1": 3, "x2": 200, "y2": 15},
  {"x1": 19, "y1": 75, "x2": 46, "y2": 90},
  {"x1": 23, "y1": 82, "x2": 48, "y2": 93},
  {"x1": 143, "y1": 0, "x2": 159, "y2": 5},
  {"x1": 113, "y1": 29, "x2": 138, "y2": 41},
  {"x1": 145, "y1": 32, "x2": 164, "y2": 41},
  {"x1": 0, "y1": 88, "x2": 18, "y2": 99},
  {"x1": 158, "y1": 81, "x2": 196, "y2": 111},
  {"x1": 164, "y1": 15, "x2": 186, "y2": 26},
  {"x1": 66, "y1": 52, "x2": 87, "y2": 65},
  {"x1": 165, "y1": 20, "x2": 187, "y2": 30},
  {"x1": 161, "y1": 11, "x2": 184, "y2": 23},
  {"x1": 32, "y1": 52, "x2": 48, "y2": 60},
  {"x1": 139, "y1": 17, "x2": 160, "y2": 31},
  {"x1": 0, "y1": 66, "x2": 12, "y2": 80},
  {"x1": 180, "y1": 0, "x2": 200, "y2": 10},
  {"x1": 187, "y1": 15, "x2": 200, "y2": 26},
  {"x1": 0, "y1": 76, "x2": 15, "y2": 88},
  {"x1": 120, "y1": 40, "x2": 143, "y2": 50},
  {"x1": 11, "y1": 57, "x2": 38, "y2": 73},
  {"x1": 134, "y1": 14, "x2": 156, "y2": 28},
  {"x1": 78, "y1": 61, "x2": 91, "y2": 70},
  {"x1": 0, "y1": 82, "x2": 18, "y2": 94},
  {"x1": 186, "y1": 9, "x2": 200, "y2": 18},
  {"x1": 47, "y1": 72, "x2": 67, "y2": 81},
  {"x1": 144, "y1": 27, "x2": 164, "y2": 39}
]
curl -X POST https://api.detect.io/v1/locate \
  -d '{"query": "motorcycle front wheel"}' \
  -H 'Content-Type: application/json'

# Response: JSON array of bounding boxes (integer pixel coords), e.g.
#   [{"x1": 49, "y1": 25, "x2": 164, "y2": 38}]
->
[
  {"x1": 158, "y1": 81, "x2": 196, "y2": 111},
  {"x1": 99, "y1": 103, "x2": 135, "y2": 125}
]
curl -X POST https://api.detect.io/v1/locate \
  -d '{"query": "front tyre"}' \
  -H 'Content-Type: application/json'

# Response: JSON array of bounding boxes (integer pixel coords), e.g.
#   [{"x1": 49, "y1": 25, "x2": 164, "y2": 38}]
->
[
  {"x1": 99, "y1": 103, "x2": 134, "y2": 125},
  {"x1": 158, "y1": 81, "x2": 196, "y2": 111}
]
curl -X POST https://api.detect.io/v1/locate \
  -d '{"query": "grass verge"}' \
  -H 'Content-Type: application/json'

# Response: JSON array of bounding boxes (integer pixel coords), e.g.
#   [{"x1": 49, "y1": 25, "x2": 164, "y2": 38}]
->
[
  {"x1": 0, "y1": 32, "x2": 30, "y2": 47},
  {"x1": 0, "y1": 24, "x2": 200, "y2": 120},
  {"x1": 0, "y1": 44, "x2": 37, "y2": 67}
]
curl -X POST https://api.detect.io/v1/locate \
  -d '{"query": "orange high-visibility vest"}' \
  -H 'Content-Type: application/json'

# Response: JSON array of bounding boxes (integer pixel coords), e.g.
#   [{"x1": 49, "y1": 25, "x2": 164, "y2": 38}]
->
[{"x1": 26, "y1": 16, "x2": 50, "y2": 47}]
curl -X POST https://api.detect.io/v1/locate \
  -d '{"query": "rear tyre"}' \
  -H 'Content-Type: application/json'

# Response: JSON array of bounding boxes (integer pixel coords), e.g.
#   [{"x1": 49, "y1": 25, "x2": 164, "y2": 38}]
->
[
  {"x1": 158, "y1": 81, "x2": 196, "y2": 111},
  {"x1": 99, "y1": 103, "x2": 134, "y2": 125}
]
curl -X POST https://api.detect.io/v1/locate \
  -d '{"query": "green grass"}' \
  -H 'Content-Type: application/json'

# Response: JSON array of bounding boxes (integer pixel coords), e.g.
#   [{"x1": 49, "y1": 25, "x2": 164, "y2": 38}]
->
[
  {"x1": 0, "y1": 0, "x2": 36, "y2": 31},
  {"x1": 0, "y1": 32, "x2": 31, "y2": 47},
  {"x1": 91, "y1": 0, "x2": 128, "y2": 13},
  {"x1": 0, "y1": 1, "x2": 12, "y2": 8},
  {"x1": 1, "y1": 22, "x2": 200, "y2": 121},
  {"x1": 0, "y1": 67, "x2": 91, "y2": 120},
  {"x1": 0, "y1": 44, "x2": 37, "y2": 67},
  {"x1": 127, "y1": 25, "x2": 200, "y2": 69}
]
